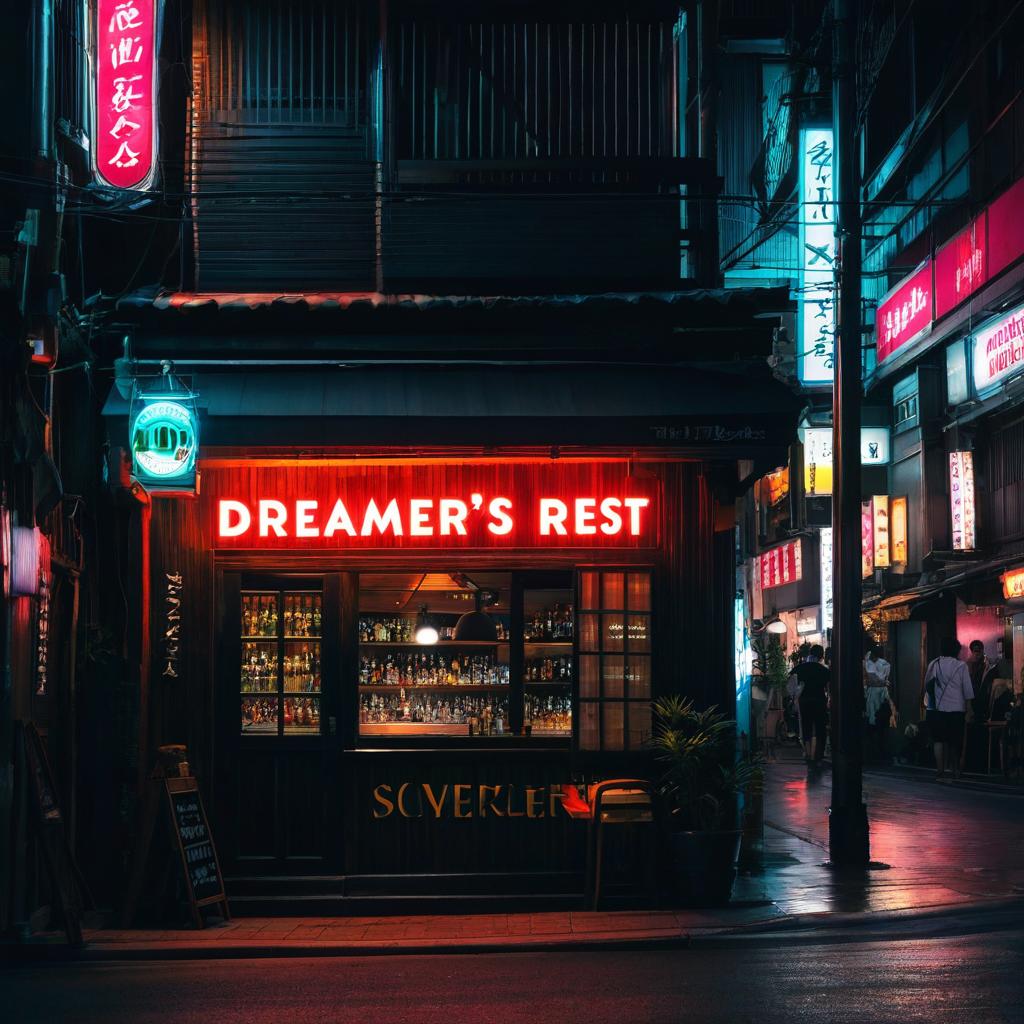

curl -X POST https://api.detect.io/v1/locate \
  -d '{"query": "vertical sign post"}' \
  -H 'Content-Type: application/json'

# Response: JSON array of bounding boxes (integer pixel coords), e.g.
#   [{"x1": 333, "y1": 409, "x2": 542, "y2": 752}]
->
[
  {"x1": 798, "y1": 127, "x2": 837, "y2": 385},
  {"x1": 95, "y1": 0, "x2": 159, "y2": 190}
]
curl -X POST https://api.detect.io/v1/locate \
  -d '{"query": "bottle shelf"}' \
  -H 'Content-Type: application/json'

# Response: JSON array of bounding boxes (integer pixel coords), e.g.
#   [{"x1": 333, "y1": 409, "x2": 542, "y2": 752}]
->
[
  {"x1": 241, "y1": 636, "x2": 278, "y2": 642},
  {"x1": 284, "y1": 635, "x2": 322, "y2": 642},
  {"x1": 358, "y1": 640, "x2": 509, "y2": 648},
  {"x1": 523, "y1": 640, "x2": 574, "y2": 647},
  {"x1": 523, "y1": 680, "x2": 572, "y2": 687},
  {"x1": 359, "y1": 683, "x2": 508, "y2": 693}
]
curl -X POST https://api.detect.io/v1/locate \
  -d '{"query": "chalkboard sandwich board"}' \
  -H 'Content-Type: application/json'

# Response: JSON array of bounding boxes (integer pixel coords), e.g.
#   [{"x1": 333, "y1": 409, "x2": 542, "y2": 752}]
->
[{"x1": 165, "y1": 776, "x2": 230, "y2": 927}]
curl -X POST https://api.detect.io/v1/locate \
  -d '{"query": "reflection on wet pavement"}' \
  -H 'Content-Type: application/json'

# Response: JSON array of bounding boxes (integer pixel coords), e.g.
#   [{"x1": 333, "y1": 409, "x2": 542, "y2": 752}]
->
[{"x1": 734, "y1": 755, "x2": 1024, "y2": 916}]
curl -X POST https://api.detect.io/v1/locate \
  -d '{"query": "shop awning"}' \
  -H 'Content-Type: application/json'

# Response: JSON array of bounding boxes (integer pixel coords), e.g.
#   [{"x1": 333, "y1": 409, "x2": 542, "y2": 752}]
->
[{"x1": 102, "y1": 362, "x2": 801, "y2": 457}]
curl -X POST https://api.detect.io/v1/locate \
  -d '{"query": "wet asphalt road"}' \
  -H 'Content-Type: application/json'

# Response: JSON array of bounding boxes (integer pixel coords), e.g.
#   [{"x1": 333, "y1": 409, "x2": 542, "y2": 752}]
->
[{"x1": 6, "y1": 926, "x2": 1024, "y2": 1024}]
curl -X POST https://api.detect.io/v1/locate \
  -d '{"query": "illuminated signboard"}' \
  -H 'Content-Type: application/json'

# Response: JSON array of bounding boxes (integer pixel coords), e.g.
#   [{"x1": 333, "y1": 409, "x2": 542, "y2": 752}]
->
[
  {"x1": 935, "y1": 214, "x2": 987, "y2": 320},
  {"x1": 764, "y1": 467, "x2": 790, "y2": 507},
  {"x1": 95, "y1": 0, "x2": 159, "y2": 190},
  {"x1": 205, "y1": 463, "x2": 659, "y2": 549},
  {"x1": 758, "y1": 539, "x2": 803, "y2": 591},
  {"x1": 819, "y1": 526, "x2": 833, "y2": 630},
  {"x1": 1002, "y1": 567, "x2": 1024, "y2": 600},
  {"x1": 803, "y1": 428, "x2": 833, "y2": 495},
  {"x1": 876, "y1": 261, "x2": 932, "y2": 365},
  {"x1": 872, "y1": 495, "x2": 890, "y2": 569},
  {"x1": 891, "y1": 496, "x2": 908, "y2": 565},
  {"x1": 949, "y1": 451, "x2": 976, "y2": 551},
  {"x1": 130, "y1": 398, "x2": 198, "y2": 487},
  {"x1": 988, "y1": 177, "x2": 1024, "y2": 279},
  {"x1": 797, "y1": 127, "x2": 836, "y2": 385},
  {"x1": 861, "y1": 500, "x2": 874, "y2": 578},
  {"x1": 802, "y1": 427, "x2": 892, "y2": 496},
  {"x1": 861, "y1": 428, "x2": 891, "y2": 466},
  {"x1": 972, "y1": 302, "x2": 1024, "y2": 393}
]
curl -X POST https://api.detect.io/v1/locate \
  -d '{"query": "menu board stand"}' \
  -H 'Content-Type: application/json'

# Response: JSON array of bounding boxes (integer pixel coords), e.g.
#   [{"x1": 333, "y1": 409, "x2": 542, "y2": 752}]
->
[
  {"x1": 122, "y1": 768, "x2": 229, "y2": 929},
  {"x1": 12, "y1": 722, "x2": 87, "y2": 946}
]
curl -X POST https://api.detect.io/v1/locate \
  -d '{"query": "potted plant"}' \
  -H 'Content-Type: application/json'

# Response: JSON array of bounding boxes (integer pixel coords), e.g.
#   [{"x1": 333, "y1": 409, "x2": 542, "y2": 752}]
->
[{"x1": 651, "y1": 696, "x2": 763, "y2": 906}]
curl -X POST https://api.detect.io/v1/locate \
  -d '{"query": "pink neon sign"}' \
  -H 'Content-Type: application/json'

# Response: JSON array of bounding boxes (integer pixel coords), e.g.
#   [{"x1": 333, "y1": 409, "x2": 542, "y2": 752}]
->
[
  {"x1": 876, "y1": 262, "x2": 932, "y2": 364},
  {"x1": 934, "y1": 214, "x2": 987, "y2": 320},
  {"x1": 95, "y1": 0, "x2": 158, "y2": 190},
  {"x1": 757, "y1": 539, "x2": 802, "y2": 591}
]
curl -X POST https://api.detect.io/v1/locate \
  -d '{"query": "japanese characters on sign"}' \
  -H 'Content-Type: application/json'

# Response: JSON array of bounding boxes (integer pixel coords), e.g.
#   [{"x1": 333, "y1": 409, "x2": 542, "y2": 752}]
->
[
  {"x1": 163, "y1": 571, "x2": 182, "y2": 678},
  {"x1": 861, "y1": 500, "x2": 874, "y2": 578},
  {"x1": 797, "y1": 128, "x2": 836, "y2": 385},
  {"x1": 972, "y1": 302, "x2": 1024, "y2": 393},
  {"x1": 876, "y1": 262, "x2": 932, "y2": 365},
  {"x1": 872, "y1": 495, "x2": 890, "y2": 569},
  {"x1": 819, "y1": 526, "x2": 833, "y2": 630},
  {"x1": 1001, "y1": 567, "x2": 1024, "y2": 600},
  {"x1": 935, "y1": 214, "x2": 987, "y2": 320},
  {"x1": 95, "y1": 0, "x2": 158, "y2": 190},
  {"x1": 757, "y1": 539, "x2": 803, "y2": 591},
  {"x1": 949, "y1": 451, "x2": 976, "y2": 552}
]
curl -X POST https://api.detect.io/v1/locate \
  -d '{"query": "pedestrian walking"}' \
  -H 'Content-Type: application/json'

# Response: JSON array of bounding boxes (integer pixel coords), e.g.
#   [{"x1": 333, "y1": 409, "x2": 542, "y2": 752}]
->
[
  {"x1": 791, "y1": 644, "x2": 829, "y2": 767},
  {"x1": 923, "y1": 638, "x2": 975, "y2": 781},
  {"x1": 863, "y1": 643, "x2": 892, "y2": 761}
]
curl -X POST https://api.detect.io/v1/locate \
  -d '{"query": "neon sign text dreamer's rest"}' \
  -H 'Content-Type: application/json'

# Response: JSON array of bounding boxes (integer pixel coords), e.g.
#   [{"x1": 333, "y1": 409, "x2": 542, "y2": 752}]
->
[
  {"x1": 203, "y1": 463, "x2": 660, "y2": 549},
  {"x1": 219, "y1": 496, "x2": 650, "y2": 540}
]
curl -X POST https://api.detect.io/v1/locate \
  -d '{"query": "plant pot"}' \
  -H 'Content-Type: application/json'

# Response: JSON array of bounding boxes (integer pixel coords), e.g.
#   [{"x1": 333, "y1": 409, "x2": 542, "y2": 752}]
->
[{"x1": 668, "y1": 829, "x2": 742, "y2": 906}]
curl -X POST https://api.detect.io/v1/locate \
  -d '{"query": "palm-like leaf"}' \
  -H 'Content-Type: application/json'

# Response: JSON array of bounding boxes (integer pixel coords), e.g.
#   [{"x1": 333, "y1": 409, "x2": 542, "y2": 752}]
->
[{"x1": 650, "y1": 696, "x2": 763, "y2": 832}]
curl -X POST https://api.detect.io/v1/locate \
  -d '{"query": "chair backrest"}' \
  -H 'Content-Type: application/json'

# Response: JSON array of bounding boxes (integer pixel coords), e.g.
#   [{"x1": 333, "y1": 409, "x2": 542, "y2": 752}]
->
[{"x1": 589, "y1": 779, "x2": 655, "y2": 824}]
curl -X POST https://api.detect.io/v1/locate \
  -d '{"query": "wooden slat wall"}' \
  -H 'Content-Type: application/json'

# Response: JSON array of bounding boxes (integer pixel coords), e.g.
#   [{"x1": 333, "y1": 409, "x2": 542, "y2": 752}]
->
[
  {"x1": 192, "y1": 0, "x2": 376, "y2": 291},
  {"x1": 149, "y1": 499, "x2": 215, "y2": 781}
]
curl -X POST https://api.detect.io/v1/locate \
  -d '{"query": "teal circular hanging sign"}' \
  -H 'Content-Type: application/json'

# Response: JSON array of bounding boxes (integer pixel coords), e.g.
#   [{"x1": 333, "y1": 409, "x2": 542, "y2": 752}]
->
[{"x1": 130, "y1": 398, "x2": 198, "y2": 483}]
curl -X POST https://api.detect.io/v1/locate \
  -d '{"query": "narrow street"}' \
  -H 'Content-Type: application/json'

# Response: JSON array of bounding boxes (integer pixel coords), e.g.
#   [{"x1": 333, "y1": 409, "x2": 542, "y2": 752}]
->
[{"x1": 6, "y1": 923, "x2": 1023, "y2": 1024}]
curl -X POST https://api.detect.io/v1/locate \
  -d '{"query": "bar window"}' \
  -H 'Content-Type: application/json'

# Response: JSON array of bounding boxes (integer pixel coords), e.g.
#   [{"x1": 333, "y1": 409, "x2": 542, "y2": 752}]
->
[
  {"x1": 577, "y1": 569, "x2": 653, "y2": 751},
  {"x1": 358, "y1": 573, "x2": 511, "y2": 738},
  {"x1": 240, "y1": 588, "x2": 322, "y2": 736}
]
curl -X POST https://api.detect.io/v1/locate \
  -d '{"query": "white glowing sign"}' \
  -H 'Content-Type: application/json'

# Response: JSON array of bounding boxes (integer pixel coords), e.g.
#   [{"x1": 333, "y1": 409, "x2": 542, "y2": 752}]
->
[
  {"x1": 820, "y1": 526, "x2": 833, "y2": 630},
  {"x1": 797, "y1": 128, "x2": 836, "y2": 385},
  {"x1": 949, "y1": 451, "x2": 976, "y2": 551}
]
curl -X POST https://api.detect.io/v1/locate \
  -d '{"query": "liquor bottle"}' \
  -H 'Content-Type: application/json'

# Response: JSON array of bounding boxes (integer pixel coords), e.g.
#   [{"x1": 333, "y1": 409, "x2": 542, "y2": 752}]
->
[{"x1": 313, "y1": 600, "x2": 322, "y2": 635}]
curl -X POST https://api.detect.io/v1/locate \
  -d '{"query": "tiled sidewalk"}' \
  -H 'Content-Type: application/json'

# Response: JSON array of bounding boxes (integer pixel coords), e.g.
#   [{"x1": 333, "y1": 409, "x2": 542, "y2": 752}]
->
[{"x1": 83, "y1": 906, "x2": 785, "y2": 953}]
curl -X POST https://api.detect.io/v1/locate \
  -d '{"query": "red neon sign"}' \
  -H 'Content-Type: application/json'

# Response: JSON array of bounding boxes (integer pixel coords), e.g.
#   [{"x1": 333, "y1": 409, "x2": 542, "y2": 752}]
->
[
  {"x1": 203, "y1": 463, "x2": 660, "y2": 549},
  {"x1": 95, "y1": 0, "x2": 158, "y2": 190},
  {"x1": 876, "y1": 262, "x2": 932, "y2": 364},
  {"x1": 935, "y1": 213, "x2": 987, "y2": 320},
  {"x1": 757, "y1": 540, "x2": 802, "y2": 590}
]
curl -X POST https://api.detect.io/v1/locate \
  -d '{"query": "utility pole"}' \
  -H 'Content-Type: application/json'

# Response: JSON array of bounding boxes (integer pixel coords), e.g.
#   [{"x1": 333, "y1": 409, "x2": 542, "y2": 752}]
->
[{"x1": 829, "y1": 0, "x2": 870, "y2": 866}]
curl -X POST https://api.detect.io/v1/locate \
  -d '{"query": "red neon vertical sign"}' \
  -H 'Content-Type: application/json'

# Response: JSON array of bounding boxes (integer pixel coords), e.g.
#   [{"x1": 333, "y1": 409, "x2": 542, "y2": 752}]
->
[{"x1": 95, "y1": 0, "x2": 158, "y2": 190}]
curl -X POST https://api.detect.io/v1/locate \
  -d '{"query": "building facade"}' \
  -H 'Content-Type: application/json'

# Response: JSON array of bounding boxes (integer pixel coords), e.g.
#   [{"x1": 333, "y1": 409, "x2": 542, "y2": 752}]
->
[{"x1": 2, "y1": 0, "x2": 800, "y2": 923}]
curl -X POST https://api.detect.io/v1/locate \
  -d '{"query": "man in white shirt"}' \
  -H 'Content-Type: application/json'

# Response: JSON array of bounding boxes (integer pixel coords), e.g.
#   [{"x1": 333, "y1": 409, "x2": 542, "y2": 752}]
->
[
  {"x1": 863, "y1": 643, "x2": 892, "y2": 760},
  {"x1": 922, "y1": 637, "x2": 975, "y2": 780}
]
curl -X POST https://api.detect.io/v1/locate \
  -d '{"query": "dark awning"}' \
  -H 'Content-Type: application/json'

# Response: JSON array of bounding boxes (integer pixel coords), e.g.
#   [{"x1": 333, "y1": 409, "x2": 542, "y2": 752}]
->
[{"x1": 102, "y1": 362, "x2": 801, "y2": 457}]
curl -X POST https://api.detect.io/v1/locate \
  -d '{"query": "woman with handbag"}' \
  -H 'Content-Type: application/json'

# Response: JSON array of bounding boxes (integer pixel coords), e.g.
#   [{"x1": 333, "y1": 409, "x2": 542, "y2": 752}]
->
[{"x1": 922, "y1": 637, "x2": 976, "y2": 781}]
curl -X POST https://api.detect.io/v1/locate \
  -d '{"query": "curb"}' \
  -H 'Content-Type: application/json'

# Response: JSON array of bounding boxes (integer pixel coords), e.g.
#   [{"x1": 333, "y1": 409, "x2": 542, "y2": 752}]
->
[
  {"x1": 862, "y1": 764, "x2": 1024, "y2": 796},
  {"x1": 2, "y1": 931, "x2": 697, "y2": 962},
  {"x1": 5, "y1": 896, "x2": 1022, "y2": 961}
]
